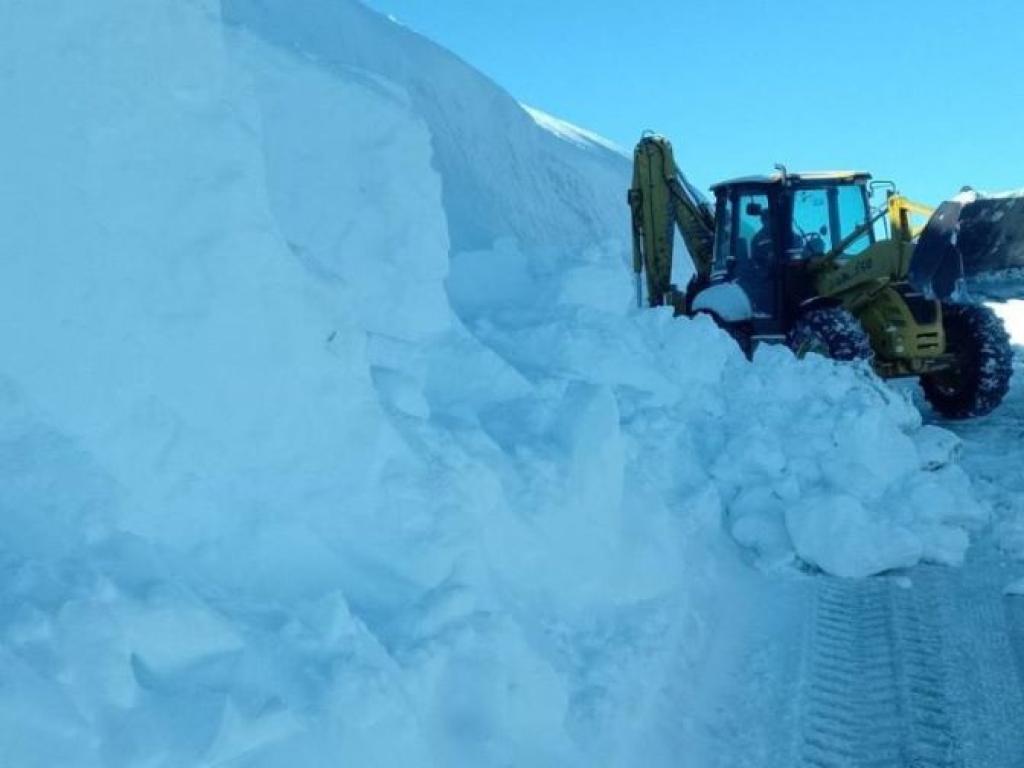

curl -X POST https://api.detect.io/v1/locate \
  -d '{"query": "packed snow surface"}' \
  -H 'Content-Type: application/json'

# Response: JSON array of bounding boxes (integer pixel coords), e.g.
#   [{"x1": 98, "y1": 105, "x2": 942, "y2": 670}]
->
[
  {"x1": 0, "y1": 0, "x2": 1000, "y2": 765},
  {"x1": 522, "y1": 104, "x2": 628, "y2": 156},
  {"x1": 985, "y1": 187, "x2": 1024, "y2": 199}
]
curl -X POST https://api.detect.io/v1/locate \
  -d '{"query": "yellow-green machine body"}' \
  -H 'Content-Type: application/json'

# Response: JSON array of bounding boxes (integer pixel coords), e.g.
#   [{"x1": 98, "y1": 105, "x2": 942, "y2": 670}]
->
[
  {"x1": 808, "y1": 194, "x2": 951, "y2": 377},
  {"x1": 627, "y1": 134, "x2": 1016, "y2": 418}
]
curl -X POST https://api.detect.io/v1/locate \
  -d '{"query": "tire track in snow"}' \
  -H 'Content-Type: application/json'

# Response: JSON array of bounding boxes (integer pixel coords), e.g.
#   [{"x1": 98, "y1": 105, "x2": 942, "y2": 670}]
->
[
  {"x1": 930, "y1": 558, "x2": 1024, "y2": 767},
  {"x1": 797, "y1": 564, "x2": 1024, "y2": 768},
  {"x1": 798, "y1": 578, "x2": 906, "y2": 768}
]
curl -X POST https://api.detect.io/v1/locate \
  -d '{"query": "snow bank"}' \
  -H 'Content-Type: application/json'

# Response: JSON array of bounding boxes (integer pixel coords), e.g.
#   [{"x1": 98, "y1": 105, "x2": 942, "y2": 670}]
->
[
  {"x1": 0, "y1": 1, "x2": 429, "y2": 763},
  {"x1": 446, "y1": 245, "x2": 984, "y2": 580},
  {"x1": 0, "y1": 0, "x2": 991, "y2": 765},
  {"x1": 223, "y1": 0, "x2": 630, "y2": 254}
]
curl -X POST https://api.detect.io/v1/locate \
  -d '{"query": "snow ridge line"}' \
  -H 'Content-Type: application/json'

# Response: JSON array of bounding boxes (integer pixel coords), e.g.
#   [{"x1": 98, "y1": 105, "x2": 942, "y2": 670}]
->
[{"x1": 798, "y1": 578, "x2": 962, "y2": 768}]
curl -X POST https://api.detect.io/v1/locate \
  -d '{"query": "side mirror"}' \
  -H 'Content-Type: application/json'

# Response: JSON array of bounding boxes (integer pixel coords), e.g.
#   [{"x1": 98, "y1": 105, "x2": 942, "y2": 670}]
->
[
  {"x1": 870, "y1": 179, "x2": 897, "y2": 199},
  {"x1": 745, "y1": 202, "x2": 764, "y2": 216}
]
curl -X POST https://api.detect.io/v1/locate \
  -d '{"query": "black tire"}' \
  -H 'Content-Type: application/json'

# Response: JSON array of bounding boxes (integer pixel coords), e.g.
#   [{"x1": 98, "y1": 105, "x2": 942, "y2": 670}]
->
[
  {"x1": 786, "y1": 306, "x2": 874, "y2": 362},
  {"x1": 920, "y1": 303, "x2": 1012, "y2": 419}
]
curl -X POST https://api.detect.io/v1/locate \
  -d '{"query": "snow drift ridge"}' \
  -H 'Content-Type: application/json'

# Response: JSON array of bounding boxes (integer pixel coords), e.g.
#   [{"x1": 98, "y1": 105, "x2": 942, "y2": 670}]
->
[{"x1": 224, "y1": 0, "x2": 630, "y2": 253}]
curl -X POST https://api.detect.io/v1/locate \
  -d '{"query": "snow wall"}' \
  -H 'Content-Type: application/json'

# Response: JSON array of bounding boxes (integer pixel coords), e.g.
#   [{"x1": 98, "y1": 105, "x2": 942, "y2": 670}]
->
[{"x1": 0, "y1": 0, "x2": 988, "y2": 765}]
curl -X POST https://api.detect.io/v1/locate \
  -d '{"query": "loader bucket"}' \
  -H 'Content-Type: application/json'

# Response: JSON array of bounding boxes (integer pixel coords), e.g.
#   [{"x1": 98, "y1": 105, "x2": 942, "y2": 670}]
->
[
  {"x1": 909, "y1": 190, "x2": 1024, "y2": 300},
  {"x1": 957, "y1": 190, "x2": 1024, "y2": 299}
]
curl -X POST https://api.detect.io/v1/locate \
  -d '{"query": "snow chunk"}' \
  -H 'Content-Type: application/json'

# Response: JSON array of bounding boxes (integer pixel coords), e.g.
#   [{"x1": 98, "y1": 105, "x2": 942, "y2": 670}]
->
[
  {"x1": 914, "y1": 424, "x2": 963, "y2": 470},
  {"x1": 786, "y1": 495, "x2": 922, "y2": 578},
  {"x1": 953, "y1": 187, "x2": 979, "y2": 205}
]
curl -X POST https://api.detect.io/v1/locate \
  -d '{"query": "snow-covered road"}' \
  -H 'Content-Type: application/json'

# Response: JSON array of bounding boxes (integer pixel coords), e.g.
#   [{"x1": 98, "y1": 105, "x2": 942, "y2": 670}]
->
[
  {"x1": 696, "y1": 365, "x2": 1024, "y2": 768},
  {"x1": 798, "y1": 556, "x2": 1024, "y2": 767}
]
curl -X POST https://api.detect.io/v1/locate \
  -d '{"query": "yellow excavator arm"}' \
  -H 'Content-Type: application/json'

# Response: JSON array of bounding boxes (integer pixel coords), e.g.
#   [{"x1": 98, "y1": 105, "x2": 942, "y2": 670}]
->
[
  {"x1": 627, "y1": 135, "x2": 715, "y2": 310},
  {"x1": 888, "y1": 194, "x2": 934, "y2": 240}
]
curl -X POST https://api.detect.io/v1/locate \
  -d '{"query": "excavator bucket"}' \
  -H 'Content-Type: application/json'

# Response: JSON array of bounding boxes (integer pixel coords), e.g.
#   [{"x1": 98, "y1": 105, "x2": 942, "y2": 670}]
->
[{"x1": 909, "y1": 189, "x2": 1024, "y2": 300}]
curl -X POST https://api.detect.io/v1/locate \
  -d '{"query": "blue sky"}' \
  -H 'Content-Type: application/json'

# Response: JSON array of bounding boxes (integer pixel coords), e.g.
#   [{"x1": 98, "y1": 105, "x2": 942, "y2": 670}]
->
[{"x1": 363, "y1": 0, "x2": 1022, "y2": 206}]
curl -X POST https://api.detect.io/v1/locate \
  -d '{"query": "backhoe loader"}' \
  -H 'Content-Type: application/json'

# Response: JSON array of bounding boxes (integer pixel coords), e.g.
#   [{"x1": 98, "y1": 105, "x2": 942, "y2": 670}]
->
[{"x1": 628, "y1": 134, "x2": 1024, "y2": 418}]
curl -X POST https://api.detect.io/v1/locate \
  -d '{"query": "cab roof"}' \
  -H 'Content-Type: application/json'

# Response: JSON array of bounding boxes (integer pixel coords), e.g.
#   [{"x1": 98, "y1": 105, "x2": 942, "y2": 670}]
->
[{"x1": 710, "y1": 170, "x2": 871, "y2": 191}]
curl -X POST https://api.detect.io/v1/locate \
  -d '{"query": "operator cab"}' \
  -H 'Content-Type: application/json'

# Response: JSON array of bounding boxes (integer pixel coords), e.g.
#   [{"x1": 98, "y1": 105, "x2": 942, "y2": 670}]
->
[{"x1": 710, "y1": 171, "x2": 874, "y2": 335}]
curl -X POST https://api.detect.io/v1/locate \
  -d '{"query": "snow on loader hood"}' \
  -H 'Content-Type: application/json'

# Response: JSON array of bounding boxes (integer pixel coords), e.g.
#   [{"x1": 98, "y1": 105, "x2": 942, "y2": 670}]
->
[{"x1": 0, "y1": 0, "x2": 992, "y2": 765}]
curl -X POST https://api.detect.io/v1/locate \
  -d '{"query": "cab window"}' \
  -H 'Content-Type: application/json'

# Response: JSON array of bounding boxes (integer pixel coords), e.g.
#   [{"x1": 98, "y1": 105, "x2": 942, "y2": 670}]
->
[
  {"x1": 835, "y1": 184, "x2": 873, "y2": 256},
  {"x1": 734, "y1": 192, "x2": 775, "y2": 316},
  {"x1": 713, "y1": 190, "x2": 775, "y2": 316},
  {"x1": 791, "y1": 188, "x2": 830, "y2": 255},
  {"x1": 713, "y1": 192, "x2": 733, "y2": 274},
  {"x1": 790, "y1": 184, "x2": 873, "y2": 259}
]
